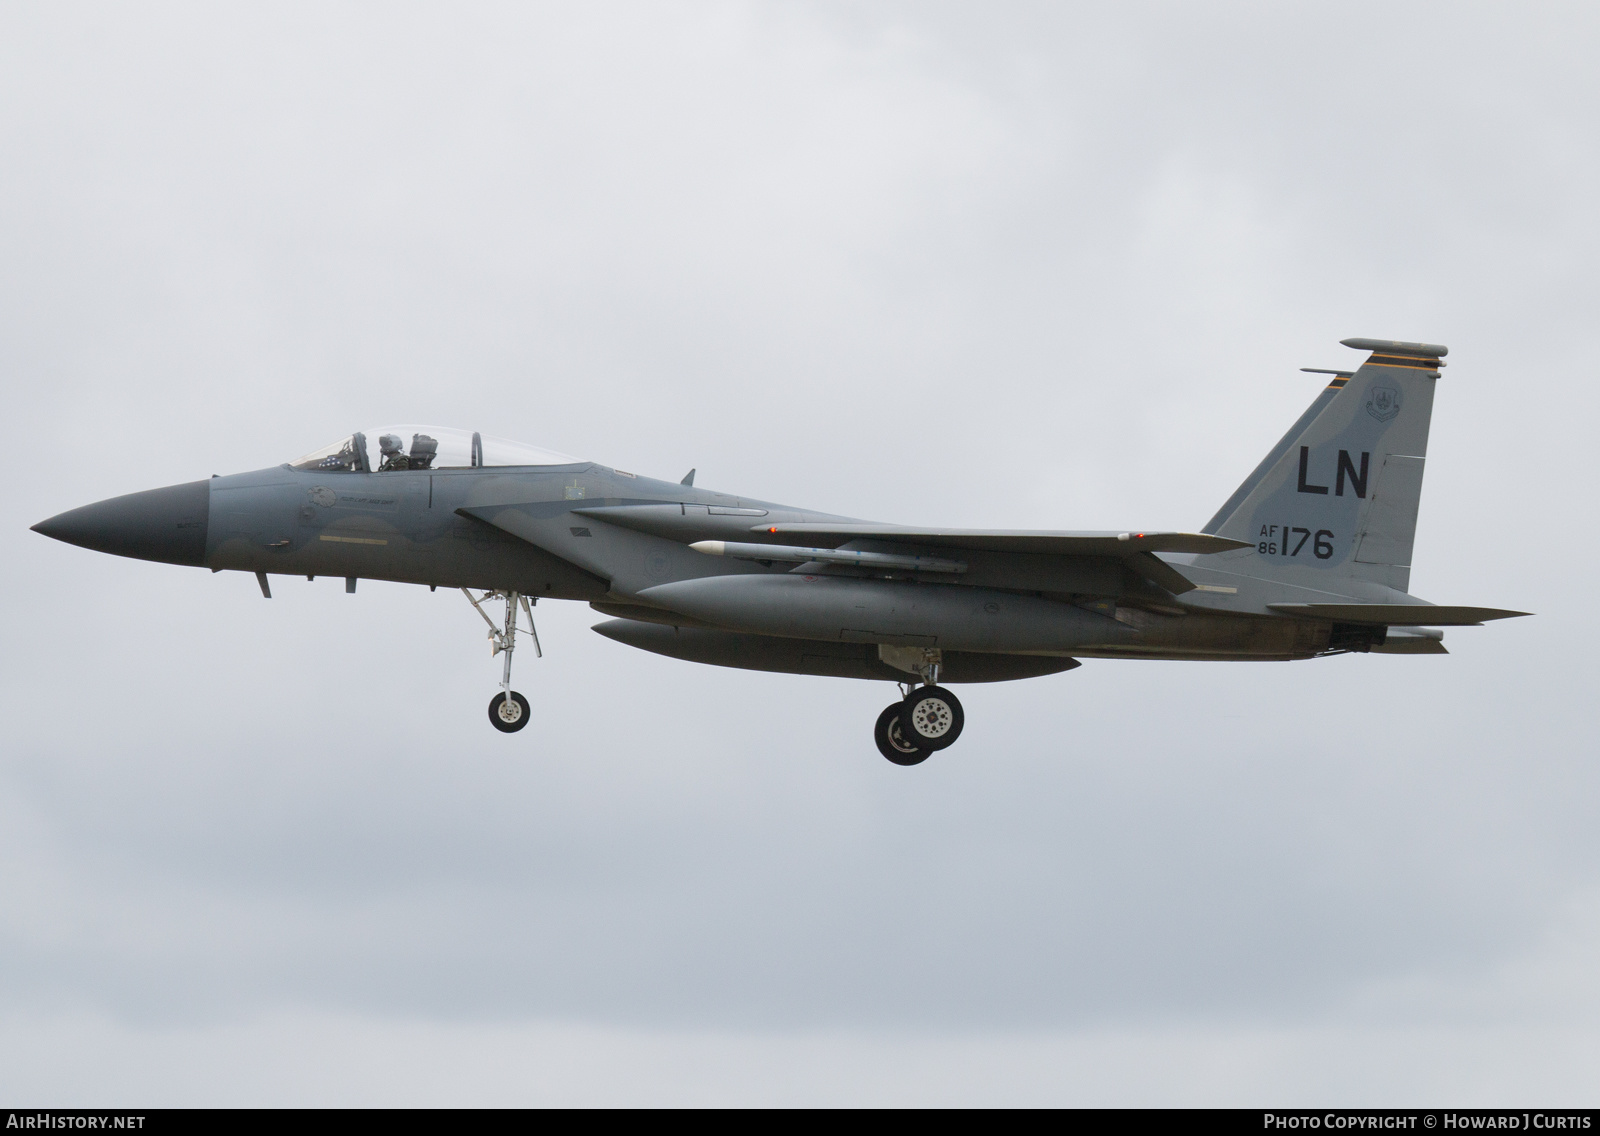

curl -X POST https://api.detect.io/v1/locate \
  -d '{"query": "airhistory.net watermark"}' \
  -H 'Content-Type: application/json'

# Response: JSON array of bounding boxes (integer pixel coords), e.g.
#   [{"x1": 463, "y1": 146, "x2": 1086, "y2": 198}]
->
[{"x1": 5, "y1": 1117, "x2": 145, "y2": 1129}]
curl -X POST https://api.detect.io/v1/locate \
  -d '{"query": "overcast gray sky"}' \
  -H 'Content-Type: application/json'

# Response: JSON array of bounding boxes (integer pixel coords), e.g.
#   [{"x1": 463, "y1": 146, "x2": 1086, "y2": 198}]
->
[{"x1": 3, "y1": 0, "x2": 1597, "y2": 1106}]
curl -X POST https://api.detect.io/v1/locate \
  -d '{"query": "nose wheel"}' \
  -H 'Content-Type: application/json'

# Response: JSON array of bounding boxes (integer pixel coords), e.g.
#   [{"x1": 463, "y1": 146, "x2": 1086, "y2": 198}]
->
[
  {"x1": 463, "y1": 588, "x2": 541, "y2": 734},
  {"x1": 489, "y1": 691, "x2": 531, "y2": 732}
]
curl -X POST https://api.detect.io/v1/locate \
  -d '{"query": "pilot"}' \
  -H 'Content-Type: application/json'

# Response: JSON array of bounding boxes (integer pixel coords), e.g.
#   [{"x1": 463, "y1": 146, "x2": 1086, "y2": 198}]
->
[{"x1": 377, "y1": 434, "x2": 409, "y2": 471}]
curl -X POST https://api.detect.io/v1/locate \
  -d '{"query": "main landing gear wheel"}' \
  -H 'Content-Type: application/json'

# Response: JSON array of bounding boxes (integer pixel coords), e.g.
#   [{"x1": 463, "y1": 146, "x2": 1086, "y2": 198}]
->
[
  {"x1": 489, "y1": 691, "x2": 531, "y2": 732},
  {"x1": 875, "y1": 703, "x2": 930, "y2": 766},
  {"x1": 901, "y1": 685, "x2": 964, "y2": 751}
]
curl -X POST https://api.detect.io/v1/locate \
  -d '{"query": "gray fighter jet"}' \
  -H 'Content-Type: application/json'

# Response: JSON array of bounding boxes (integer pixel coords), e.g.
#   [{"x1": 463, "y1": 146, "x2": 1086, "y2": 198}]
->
[{"x1": 32, "y1": 338, "x2": 1526, "y2": 764}]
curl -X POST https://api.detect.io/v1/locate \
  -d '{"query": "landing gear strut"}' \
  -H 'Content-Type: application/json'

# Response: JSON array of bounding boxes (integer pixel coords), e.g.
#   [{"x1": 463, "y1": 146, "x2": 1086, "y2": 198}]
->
[
  {"x1": 463, "y1": 588, "x2": 540, "y2": 733},
  {"x1": 874, "y1": 648, "x2": 964, "y2": 765}
]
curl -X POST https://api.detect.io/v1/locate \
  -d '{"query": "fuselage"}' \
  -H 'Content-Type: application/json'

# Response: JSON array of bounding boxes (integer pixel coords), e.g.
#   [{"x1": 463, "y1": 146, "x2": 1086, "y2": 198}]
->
[{"x1": 81, "y1": 459, "x2": 1335, "y2": 669}]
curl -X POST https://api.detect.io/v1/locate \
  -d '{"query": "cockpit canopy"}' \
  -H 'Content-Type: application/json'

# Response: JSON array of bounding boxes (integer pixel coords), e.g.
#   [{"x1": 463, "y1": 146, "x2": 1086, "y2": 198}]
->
[{"x1": 290, "y1": 426, "x2": 581, "y2": 473}]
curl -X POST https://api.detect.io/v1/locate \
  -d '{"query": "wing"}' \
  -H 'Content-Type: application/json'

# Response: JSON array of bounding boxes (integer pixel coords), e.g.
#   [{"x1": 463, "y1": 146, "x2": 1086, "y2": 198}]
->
[
  {"x1": 566, "y1": 505, "x2": 1247, "y2": 598},
  {"x1": 739, "y1": 525, "x2": 1248, "y2": 596}
]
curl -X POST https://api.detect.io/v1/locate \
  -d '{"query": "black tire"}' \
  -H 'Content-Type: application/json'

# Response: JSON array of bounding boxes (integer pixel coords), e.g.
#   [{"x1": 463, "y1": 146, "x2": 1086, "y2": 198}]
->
[
  {"x1": 875, "y1": 703, "x2": 930, "y2": 766},
  {"x1": 901, "y1": 685, "x2": 964, "y2": 750},
  {"x1": 489, "y1": 691, "x2": 531, "y2": 732}
]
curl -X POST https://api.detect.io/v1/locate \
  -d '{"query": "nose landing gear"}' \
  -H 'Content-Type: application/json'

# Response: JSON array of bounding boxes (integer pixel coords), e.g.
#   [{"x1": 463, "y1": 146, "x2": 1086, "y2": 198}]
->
[{"x1": 463, "y1": 588, "x2": 540, "y2": 734}]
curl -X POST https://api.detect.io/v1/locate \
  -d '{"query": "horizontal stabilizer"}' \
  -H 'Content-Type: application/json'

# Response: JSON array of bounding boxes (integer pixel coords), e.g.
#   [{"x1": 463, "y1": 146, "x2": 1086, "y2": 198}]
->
[
  {"x1": 750, "y1": 525, "x2": 1250, "y2": 557},
  {"x1": 1268, "y1": 603, "x2": 1529, "y2": 626}
]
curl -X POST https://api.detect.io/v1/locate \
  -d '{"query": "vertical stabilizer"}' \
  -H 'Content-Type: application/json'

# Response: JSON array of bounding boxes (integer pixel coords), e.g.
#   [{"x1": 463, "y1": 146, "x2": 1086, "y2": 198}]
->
[{"x1": 1206, "y1": 339, "x2": 1445, "y2": 593}]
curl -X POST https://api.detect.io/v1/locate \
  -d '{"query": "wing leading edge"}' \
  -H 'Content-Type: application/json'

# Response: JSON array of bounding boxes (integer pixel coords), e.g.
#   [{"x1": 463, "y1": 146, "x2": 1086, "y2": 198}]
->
[{"x1": 749, "y1": 524, "x2": 1250, "y2": 557}]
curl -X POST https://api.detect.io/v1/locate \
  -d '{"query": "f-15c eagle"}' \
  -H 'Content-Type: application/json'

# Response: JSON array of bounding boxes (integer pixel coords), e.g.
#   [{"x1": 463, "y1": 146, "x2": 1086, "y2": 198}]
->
[{"x1": 32, "y1": 337, "x2": 1526, "y2": 765}]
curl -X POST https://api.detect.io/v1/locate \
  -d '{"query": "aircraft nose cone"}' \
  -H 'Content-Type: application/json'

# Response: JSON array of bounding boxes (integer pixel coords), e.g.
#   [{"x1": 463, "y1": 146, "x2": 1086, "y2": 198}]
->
[{"x1": 32, "y1": 479, "x2": 211, "y2": 567}]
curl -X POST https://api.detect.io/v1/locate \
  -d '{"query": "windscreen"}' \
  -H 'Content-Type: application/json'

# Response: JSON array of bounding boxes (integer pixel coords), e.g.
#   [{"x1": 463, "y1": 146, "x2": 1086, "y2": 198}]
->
[{"x1": 290, "y1": 433, "x2": 369, "y2": 473}]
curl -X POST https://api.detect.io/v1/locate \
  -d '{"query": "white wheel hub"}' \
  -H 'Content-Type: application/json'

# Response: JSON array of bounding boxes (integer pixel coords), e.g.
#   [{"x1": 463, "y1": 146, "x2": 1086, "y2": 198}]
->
[
  {"x1": 908, "y1": 696, "x2": 953, "y2": 740},
  {"x1": 497, "y1": 697, "x2": 524, "y2": 724}
]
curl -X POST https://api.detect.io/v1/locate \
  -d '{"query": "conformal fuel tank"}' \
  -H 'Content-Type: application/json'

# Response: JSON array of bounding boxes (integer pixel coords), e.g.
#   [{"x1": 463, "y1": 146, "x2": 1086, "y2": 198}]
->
[
  {"x1": 634, "y1": 574, "x2": 1134, "y2": 655},
  {"x1": 592, "y1": 618, "x2": 1084, "y2": 681}
]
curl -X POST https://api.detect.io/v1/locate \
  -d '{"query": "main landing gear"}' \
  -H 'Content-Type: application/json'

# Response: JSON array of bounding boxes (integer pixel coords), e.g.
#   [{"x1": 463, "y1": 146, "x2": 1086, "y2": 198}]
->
[
  {"x1": 873, "y1": 651, "x2": 964, "y2": 766},
  {"x1": 463, "y1": 588, "x2": 540, "y2": 733}
]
